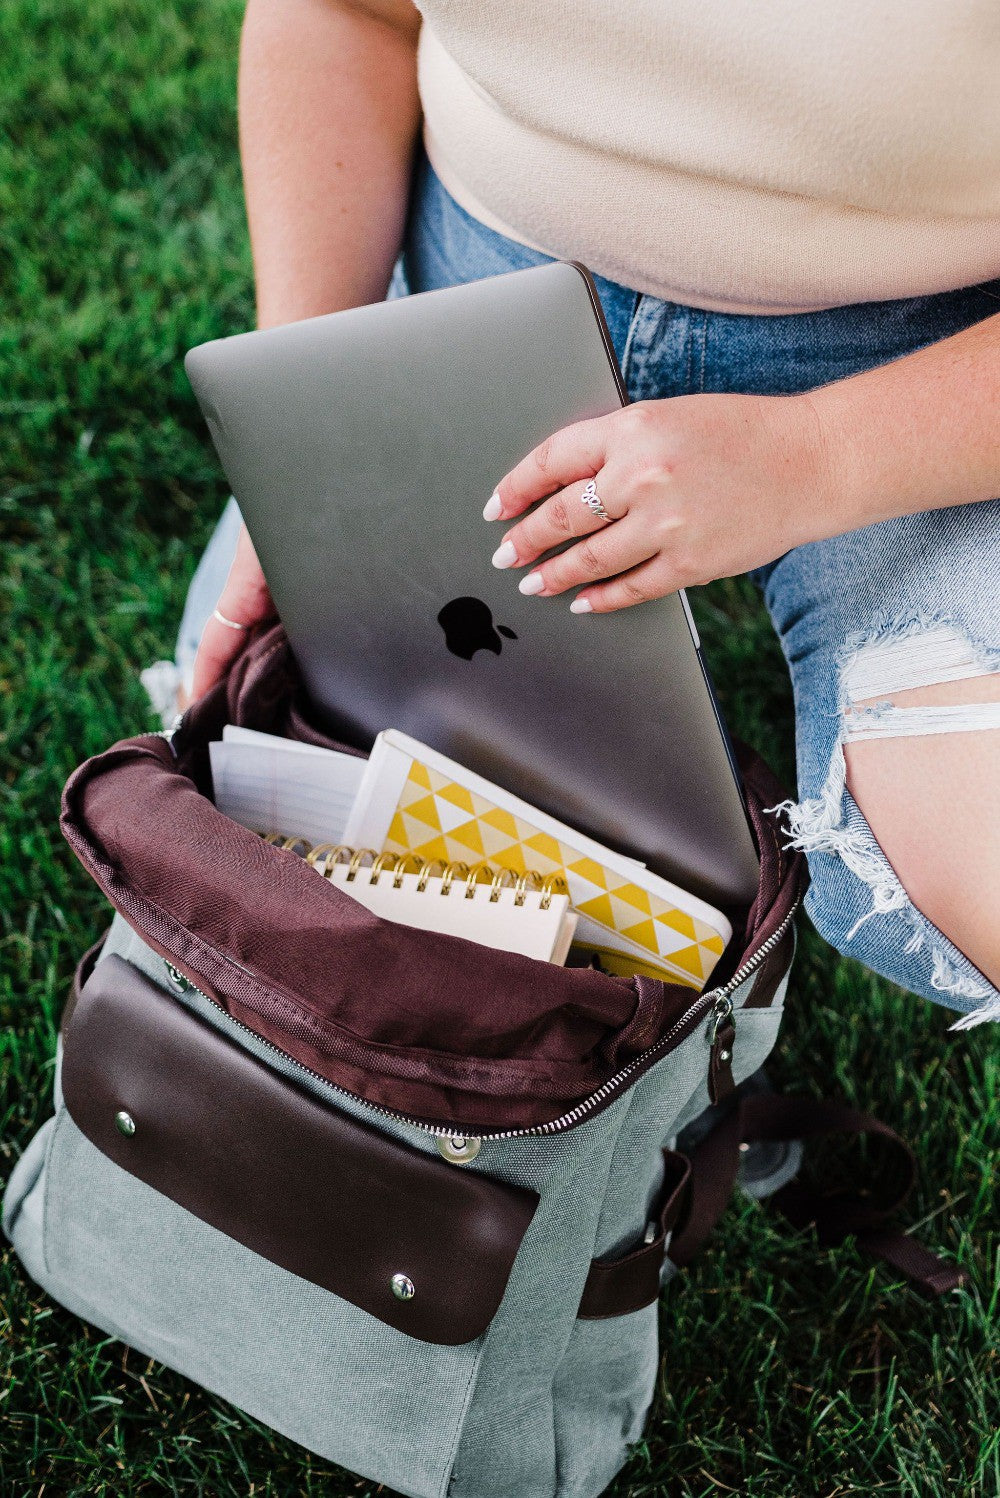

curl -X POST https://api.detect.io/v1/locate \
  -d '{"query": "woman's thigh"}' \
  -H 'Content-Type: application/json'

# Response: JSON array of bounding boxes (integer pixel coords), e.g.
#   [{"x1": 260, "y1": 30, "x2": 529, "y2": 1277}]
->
[
  {"x1": 762, "y1": 502, "x2": 1000, "y2": 1018},
  {"x1": 600, "y1": 271, "x2": 1000, "y2": 1016}
]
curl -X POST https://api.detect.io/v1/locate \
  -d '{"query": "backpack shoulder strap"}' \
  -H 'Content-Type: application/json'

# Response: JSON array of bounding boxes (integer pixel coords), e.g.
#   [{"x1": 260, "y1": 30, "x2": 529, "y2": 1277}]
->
[{"x1": 669, "y1": 1092, "x2": 967, "y2": 1297}]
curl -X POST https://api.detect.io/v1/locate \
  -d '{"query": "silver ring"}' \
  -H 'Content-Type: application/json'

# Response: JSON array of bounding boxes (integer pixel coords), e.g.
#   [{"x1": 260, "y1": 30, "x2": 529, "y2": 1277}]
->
[
  {"x1": 212, "y1": 608, "x2": 250, "y2": 632},
  {"x1": 580, "y1": 479, "x2": 614, "y2": 524}
]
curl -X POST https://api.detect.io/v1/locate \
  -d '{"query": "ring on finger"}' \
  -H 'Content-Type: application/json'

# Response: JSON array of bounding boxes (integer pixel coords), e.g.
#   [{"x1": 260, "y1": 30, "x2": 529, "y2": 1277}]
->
[
  {"x1": 580, "y1": 479, "x2": 614, "y2": 524},
  {"x1": 213, "y1": 608, "x2": 251, "y2": 632}
]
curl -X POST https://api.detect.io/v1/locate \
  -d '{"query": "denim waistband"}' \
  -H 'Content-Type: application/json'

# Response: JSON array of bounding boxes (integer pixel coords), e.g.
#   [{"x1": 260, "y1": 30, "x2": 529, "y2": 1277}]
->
[{"x1": 401, "y1": 149, "x2": 1000, "y2": 398}]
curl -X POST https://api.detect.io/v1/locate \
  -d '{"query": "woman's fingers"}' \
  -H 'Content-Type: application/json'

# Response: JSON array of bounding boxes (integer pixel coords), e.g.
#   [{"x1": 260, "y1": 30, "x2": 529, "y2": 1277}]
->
[
  {"x1": 570, "y1": 556, "x2": 669, "y2": 614},
  {"x1": 491, "y1": 475, "x2": 626, "y2": 570},
  {"x1": 487, "y1": 413, "x2": 613, "y2": 521},
  {"x1": 190, "y1": 526, "x2": 275, "y2": 699},
  {"x1": 191, "y1": 614, "x2": 252, "y2": 701},
  {"x1": 510, "y1": 516, "x2": 657, "y2": 599}
]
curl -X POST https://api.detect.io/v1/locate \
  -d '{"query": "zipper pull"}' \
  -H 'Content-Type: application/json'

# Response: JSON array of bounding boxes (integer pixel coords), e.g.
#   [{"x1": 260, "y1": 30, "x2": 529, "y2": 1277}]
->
[
  {"x1": 164, "y1": 960, "x2": 195, "y2": 994},
  {"x1": 707, "y1": 994, "x2": 736, "y2": 1105}
]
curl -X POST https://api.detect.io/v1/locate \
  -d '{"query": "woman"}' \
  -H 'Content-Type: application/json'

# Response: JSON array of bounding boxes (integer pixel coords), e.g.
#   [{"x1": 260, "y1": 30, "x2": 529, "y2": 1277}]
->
[{"x1": 183, "y1": 0, "x2": 1000, "y2": 1021}]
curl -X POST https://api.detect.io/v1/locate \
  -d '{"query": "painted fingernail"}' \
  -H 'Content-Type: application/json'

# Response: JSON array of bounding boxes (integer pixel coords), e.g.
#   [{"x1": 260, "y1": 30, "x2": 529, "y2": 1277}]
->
[
  {"x1": 519, "y1": 571, "x2": 545, "y2": 596},
  {"x1": 483, "y1": 491, "x2": 503, "y2": 521},
  {"x1": 570, "y1": 597, "x2": 593, "y2": 614},
  {"x1": 491, "y1": 540, "x2": 518, "y2": 569}
]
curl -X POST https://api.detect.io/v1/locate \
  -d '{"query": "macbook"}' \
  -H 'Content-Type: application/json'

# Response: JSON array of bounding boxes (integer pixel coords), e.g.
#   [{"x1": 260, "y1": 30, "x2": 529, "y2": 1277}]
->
[{"x1": 185, "y1": 261, "x2": 760, "y2": 907}]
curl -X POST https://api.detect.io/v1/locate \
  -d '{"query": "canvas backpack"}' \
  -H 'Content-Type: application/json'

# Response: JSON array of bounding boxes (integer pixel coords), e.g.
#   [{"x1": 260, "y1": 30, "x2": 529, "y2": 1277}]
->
[{"x1": 3, "y1": 626, "x2": 961, "y2": 1498}]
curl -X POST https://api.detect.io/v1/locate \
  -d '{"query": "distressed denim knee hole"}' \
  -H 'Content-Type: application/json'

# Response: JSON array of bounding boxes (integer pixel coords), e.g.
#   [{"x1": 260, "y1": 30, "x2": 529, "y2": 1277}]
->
[
  {"x1": 840, "y1": 615, "x2": 1000, "y2": 742},
  {"x1": 771, "y1": 611, "x2": 1000, "y2": 1025}
]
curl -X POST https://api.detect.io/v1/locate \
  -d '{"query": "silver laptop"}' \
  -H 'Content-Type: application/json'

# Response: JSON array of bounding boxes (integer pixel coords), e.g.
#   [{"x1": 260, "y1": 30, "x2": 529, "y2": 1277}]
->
[{"x1": 185, "y1": 261, "x2": 760, "y2": 908}]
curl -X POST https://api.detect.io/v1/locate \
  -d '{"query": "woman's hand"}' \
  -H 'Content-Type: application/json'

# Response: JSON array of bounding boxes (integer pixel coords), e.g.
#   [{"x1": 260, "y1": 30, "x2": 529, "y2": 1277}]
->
[
  {"x1": 484, "y1": 392, "x2": 838, "y2": 612},
  {"x1": 191, "y1": 525, "x2": 275, "y2": 699}
]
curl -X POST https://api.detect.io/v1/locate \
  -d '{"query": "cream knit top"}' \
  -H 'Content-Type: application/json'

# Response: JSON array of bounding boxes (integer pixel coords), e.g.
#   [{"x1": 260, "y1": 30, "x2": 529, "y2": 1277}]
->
[{"x1": 414, "y1": 0, "x2": 1000, "y2": 313}]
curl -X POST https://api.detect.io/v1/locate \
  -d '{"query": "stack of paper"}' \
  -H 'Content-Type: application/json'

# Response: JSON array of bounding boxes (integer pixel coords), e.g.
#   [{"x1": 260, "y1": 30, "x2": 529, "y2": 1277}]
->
[{"x1": 209, "y1": 726, "x2": 365, "y2": 846}]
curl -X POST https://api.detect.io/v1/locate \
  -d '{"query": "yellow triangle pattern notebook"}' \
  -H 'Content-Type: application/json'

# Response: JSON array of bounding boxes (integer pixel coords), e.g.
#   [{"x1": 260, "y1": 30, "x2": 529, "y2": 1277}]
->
[{"x1": 378, "y1": 757, "x2": 727, "y2": 988}]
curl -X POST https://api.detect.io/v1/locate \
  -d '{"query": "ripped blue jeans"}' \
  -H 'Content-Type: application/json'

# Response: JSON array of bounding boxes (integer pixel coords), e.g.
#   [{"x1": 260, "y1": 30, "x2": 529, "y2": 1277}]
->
[{"x1": 177, "y1": 149, "x2": 1000, "y2": 1023}]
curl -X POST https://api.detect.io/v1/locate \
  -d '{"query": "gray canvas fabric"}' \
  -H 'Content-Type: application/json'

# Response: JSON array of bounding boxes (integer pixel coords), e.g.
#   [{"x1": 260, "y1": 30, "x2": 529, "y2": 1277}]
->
[{"x1": 4, "y1": 915, "x2": 785, "y2": 1498}]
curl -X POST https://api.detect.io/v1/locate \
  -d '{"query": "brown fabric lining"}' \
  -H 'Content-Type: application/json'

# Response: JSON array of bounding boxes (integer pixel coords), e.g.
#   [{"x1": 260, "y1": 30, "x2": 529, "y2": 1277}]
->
[{"x1": 60, "y1": 625, "x2": 806, "y2": 1131}]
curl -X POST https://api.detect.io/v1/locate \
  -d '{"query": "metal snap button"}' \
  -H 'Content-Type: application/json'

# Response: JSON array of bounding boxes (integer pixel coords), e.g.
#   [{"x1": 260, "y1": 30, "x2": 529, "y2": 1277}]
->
[
  {"x1": 115, "y1": 1110, "x2": 136, "y2": 1137},
  {"x1": 436, "y1": 1134, "x2": 481, "y2": 1165},
  {"x1": 391, "y1": 1273, "x2": 416, "y2": 1302}
]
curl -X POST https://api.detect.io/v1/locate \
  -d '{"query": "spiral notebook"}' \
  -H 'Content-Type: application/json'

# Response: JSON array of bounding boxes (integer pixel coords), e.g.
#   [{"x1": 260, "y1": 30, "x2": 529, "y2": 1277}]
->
[{"x1": 261, "y1": 835, "x2": 577, "y2": 964}]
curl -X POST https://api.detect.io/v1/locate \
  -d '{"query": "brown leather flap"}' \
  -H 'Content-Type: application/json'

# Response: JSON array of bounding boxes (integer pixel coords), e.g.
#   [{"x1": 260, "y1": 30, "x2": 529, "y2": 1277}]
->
[{"x1": 62, "y1": 956, "x2": 540, "y2": 1345}]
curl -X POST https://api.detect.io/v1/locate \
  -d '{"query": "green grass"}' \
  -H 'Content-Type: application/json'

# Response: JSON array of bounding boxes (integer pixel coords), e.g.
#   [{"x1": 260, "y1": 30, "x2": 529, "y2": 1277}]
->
[{"x1": 1, "y1": 3, "x2": 997, "y2": 1493}]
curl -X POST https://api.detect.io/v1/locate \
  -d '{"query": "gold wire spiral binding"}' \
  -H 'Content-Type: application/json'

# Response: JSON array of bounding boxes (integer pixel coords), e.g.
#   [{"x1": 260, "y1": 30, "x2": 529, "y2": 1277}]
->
[
  {"x1": 440, "y1": 860, "x2": 468, "y2": 896},
  {"x1": 416, "y1": 857, "x2": 449, "y2": 893},
  {"x1": 258, "y1": 833, "x2": 566, "y2": 907},
  {"x1": 540, "y1": 872, "x2": 568, "y2": 910},
  {"x1": 488, "y1": 865, "x2": 517, "y2": 903},
  {"x1": 329, "y1": 845, "x2": 360, "y2": 877},
  {"x1": 305, "y1": 842, "x2": 346, "y2": 874},
  {"x1": 369, "y1": 850, "x2": 399, "y2": 885},
  {"x1": 346, "y1": 847, "x2": 378, "y2": 882},
  {"x1": 391, "y1": 852, "x2": 426, "y2": 889},
  {"x1": 463, "y1": 862, "x2": 495, "y2": 899}
]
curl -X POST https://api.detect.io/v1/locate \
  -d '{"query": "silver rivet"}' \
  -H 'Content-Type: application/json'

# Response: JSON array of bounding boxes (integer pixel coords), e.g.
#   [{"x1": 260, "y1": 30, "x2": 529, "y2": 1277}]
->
[
  {"x1": 718, "y1": 1049, "x2": 732, "y2": 1064},
  {"x1": 436, "y1": 1134, "x2": 481, "y2": 1165},
  {"x1": 115, "y1": 1110, "x2": 136, "y2": 1137},
  {"x1": 391, "y1": 1273, "x2": 415, "y2": 1302}
]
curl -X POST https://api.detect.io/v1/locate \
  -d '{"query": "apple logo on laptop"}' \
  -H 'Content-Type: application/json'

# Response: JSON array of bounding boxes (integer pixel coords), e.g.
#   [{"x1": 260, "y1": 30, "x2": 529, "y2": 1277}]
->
[{"x1": 437, "y1": 597, "x2": 518, "y2": 660}]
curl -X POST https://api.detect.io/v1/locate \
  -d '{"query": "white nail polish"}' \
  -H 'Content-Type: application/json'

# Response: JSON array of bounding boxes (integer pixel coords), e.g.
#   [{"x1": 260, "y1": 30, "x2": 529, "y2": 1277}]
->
[
  {"x1": 483, "y1": 491, "x2": 503, "y2": 521},
  {"x1": 519, "y1": 571, "x2": 545, "y2": 596},
  {"x1": 491, "y1": 540, "x2": 518, "y2": 569},
  {"x1": 570, "y1": 597, "x2": 593, "y2": 614}
]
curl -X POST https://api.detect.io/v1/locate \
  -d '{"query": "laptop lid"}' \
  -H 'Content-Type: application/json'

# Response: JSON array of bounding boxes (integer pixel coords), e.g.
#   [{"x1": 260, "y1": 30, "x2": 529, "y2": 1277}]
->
[{"x1": 186, "y1": 261, "x2": 760, "y2": 908}]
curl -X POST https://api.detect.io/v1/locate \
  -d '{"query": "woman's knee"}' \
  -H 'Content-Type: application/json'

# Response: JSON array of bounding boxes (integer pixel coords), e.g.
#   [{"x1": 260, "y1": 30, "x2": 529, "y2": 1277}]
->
[
  {"x1": 797, "y1": 796, "x2": 1000, "y2": 1023},
  {"x1": 841, "y1": 672, "x2": 1000, "y2": 998},
  {"x1": 774, "y1": 603, "x2": 1000, "y2": 1022}
]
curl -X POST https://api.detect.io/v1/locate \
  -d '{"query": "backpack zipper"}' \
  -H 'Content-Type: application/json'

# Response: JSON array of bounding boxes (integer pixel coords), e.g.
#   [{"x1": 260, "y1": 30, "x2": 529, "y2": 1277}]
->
[{"x1": 163, "y1": 896, "x2": 799, "y2": 1147}]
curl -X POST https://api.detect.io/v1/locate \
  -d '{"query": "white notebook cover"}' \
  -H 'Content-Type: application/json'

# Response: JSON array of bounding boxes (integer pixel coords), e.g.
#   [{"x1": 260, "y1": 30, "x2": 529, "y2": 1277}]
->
[{"x1": 324, "y1": 865, "x2": 577, "y2": 965}]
